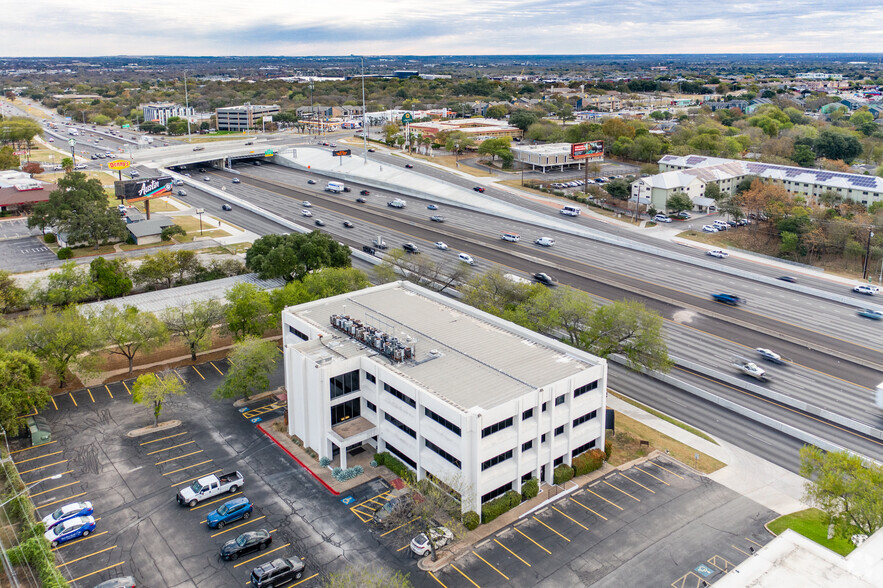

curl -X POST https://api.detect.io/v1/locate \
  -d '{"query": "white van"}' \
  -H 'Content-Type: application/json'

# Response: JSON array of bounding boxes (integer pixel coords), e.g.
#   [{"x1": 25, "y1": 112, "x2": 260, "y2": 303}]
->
[
  {"x1": 535, "y1": 237, "x2": 555, "y2": 247},
  {"x1": 501, "y1": 232, "x2": 520, "y2": 242},
  {"x1": 325, "y1": 181, "x2": 345, "y2": 193},
  {"x1": 560, "y1": 205, "x2": 581, "y2": 217}
]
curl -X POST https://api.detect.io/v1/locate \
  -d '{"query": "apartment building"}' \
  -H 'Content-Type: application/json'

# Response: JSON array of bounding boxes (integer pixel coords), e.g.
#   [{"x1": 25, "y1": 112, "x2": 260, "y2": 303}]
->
[{"x1": 215, "y1": 104, "x2": 280, "y2": 131}]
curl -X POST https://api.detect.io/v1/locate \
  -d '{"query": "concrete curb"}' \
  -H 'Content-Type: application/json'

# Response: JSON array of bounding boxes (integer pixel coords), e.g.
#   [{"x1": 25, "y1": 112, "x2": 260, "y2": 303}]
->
[{"x1": 126, "y1": 420, "x2": 182, "y2": 438}]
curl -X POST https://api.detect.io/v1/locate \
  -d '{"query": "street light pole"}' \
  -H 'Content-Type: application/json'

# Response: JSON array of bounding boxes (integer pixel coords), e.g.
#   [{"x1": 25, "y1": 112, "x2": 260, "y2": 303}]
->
[
  {"x1": 183, "y1": 72, "x2": 191, "y2": 142},
  {"x1": 355, "y1": 54, "x2": 368, "y2": 163},
  {"x1": 309, "y1": 82, "x2": 314, "y2": 141}
]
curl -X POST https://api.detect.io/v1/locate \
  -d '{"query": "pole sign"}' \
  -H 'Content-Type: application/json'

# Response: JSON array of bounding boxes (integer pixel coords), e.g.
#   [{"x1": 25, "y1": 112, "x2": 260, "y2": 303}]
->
[
  {"x1": 115, "y1": 176, "x2": 172, "y2": 203},
  {"x1": 570, "y1": 140, "x2": 604, "y2": 159},
  {"x1": 401, "y1": 113, "x2": 413, "y2": 124},
  {"x1": 107, "y1": 159, "x2": 131, "y2": 171},
  {"x1": 332, "y1": 149, "x2": 352, "y2": 157},
  {"x1": 121, "y1": 124, "x2": 130, "y2": 128}
]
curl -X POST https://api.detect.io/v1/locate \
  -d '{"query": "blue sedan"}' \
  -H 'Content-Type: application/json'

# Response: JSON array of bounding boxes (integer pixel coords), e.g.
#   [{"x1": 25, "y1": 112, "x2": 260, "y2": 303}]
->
[
  {"x1": 858, "y1": 308, "x2": 883, "y2": 320},
  {"x1": 42, "y1": 501, "x2": 93, "y2": 530},
  {"x1": 44, "y1": 516, "x2": 96, "y2": 547},
  {"x1": 206, "y1": 497, "x2": 253, "y2": 529}
]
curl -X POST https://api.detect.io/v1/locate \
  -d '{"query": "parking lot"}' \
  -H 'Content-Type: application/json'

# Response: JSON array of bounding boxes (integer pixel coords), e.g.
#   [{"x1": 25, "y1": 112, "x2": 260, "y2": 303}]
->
[
  {"x1": 0, "y1": 234, "x2": 59, "y2": 272},
  {"x1": 13, "y1": 359, "x2": 394, "y2": 588}
]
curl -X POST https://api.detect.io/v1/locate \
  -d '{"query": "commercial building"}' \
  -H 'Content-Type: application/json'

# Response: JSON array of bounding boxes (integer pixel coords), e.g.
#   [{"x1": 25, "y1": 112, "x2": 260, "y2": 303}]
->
[
  {"x1": 142, "y1": 102, "x2": 195, "y2": 127},
  {"x1": 215, "y1": 104, "x2": 280, "y2": 131},
  {"x1": 512, "y1": 143, "x2": 604, "y2": 173},
  {"x1": 632, "y1": 154, "x2": 883, "y2": 211},
  {"x1": 281, "y1": 282, "x2": 607, "y2": 513},
  {"x1": 408, "y1": 118, "x2": 522, "y2": 142}
]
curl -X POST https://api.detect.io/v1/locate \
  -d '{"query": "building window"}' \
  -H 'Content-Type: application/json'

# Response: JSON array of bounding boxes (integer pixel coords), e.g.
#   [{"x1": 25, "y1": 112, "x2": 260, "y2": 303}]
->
[
  {"x1": 555, "y1": 424, "x2": 566, "y2": 436},
  {"x1": 574, "y1": 380, "x2": 599, "y2": 398},
  {"x1": 385, "y1": 442, "x2": 416, "y2": 469},
  {"x1": 521, "y1": 472, "x2": 533, "y2": 484},
  {"x1": 571, "y1": 439, "x2": 597, "y2": 457},
  {"x1": 288, "y1": 325, "x2": 308, "y2": 341},
  {"x1": 481, "y1": 449, "x2": 514, "y2": 471},
  {"x1": 424, "y1": 407, "x2": 461, "y2": 437},
  {"x1": 541, "y1": 433, "x2": 547, "y2": 444},
  {"x1": 481, "y1": 416, "x2": 514, "y2": 438},
  {"x1": 555, "y1": 394, "x2": 566, "y2": 406},
  {"x1": 554, "y1": 455, "x2": 564, "y2": 466},
  {"x1": 481, "y1": 481, "x2": 514, "y2": 504},
  {"x1": 384, "y1": 382, "x2": 416, "y2": 409},
  {"x1": 573, "y1": 410, "x2": 598, "y2": 428},
  {"x1": 522, "y1": 408, "x2": 534, "y2": 421},
  {"x1": 542, "y1": 402, "x2": 548, "y2": 412},
  {"x1": 331, "y1": 398, "x2": 361, "y2": 426},
  {"x1": 384, "y1": 413, "x2": 416, "y2": 438},
  {"x1": 365, "y1": 372, "x2": 376, "y2": 384},
  {"x1": 425, "y1": 439, "x2": 461, "y2": 469},
  {"x1": 522, "y1": 440, "x2": 533, "y2": 452},
  {"x1": 365, "y1": 400, "x2": 376, "y2": 413},
  {"x1": 330, "y1": 370, "x2": 360, "y2": 400}
]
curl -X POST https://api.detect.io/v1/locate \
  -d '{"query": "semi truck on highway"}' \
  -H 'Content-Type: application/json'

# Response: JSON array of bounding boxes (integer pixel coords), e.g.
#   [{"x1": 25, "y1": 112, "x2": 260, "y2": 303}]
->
[
  {"x1": 68, "y1": 128, "x2": 79, "y2": 136},
  {"x1": 325, "y1": 181, "x2": 345, "y2": 193}
]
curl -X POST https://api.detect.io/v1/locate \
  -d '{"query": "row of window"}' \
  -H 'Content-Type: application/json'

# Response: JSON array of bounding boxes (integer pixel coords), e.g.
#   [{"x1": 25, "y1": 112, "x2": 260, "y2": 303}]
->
[
  {"x1": 384, "y1": 413, "x2": 416, "y2": 438},
  {"x1": 386, "y1": 442, "x2": 416, "y2": 469},
  {"x1": 482, "y1": 416, "x2": 513, "y2": 438},
  {"x1": 384, "y1": 382, "x2": 416, "y2": 409},
  {"x1": 574, "y1": 380, "x2": 599, "y2": 398},
  {"x1": 288, "y1": 325, "x2": 308, "y2": 341},
  {"x1": 425, "y1": 407, "x2": 461, "y2": 437},
  {"x1": 425, "y1": 439, "x2": 461, "y2": 469},
  {"x1": 573, "y1": 410, "x2": 598, "y2": 428},
  {"x1": 481, "y1": 449, "x2": 514, "y2": 471},
  {"x1": 330, "y1": 370, "x2": 360, "y2": 401}
]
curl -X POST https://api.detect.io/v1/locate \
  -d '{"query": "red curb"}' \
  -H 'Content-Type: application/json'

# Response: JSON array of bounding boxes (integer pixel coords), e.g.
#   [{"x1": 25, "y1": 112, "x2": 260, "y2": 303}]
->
[{"x1": 256, "y1": 423, "x2": 339, "y2": 496}]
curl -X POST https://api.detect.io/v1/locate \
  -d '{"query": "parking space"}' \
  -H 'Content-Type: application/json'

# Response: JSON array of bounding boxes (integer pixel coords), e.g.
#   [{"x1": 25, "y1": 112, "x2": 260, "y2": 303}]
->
[
  {"x1": 12, "y1": 358, "x2": 393, "y2": 587},
  {"x1": 0, "y1": 236, "x2": 58, "y2": 272},
  {"x1": 419, "y1": 459, "x2": 774, "y2": 587},
  {"x1": 0, "y1": 218, "x2": 41, "y2": 240}
]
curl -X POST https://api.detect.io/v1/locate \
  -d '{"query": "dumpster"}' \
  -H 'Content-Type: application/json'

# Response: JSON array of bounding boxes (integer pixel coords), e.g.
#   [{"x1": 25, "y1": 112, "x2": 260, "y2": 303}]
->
[{"x1": 26, "y1": 416, "x2": 51, "y2": 446}]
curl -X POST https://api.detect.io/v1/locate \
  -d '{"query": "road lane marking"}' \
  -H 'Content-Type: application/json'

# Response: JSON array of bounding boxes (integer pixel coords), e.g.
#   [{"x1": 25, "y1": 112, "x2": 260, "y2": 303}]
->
[
  {"x1": 140, "y1": 431, "x2": 188, "y2": 445},
  {"x1": 162, "y1": 459, "x2": 213, "y2": 476},
  {"x1": 450, "y1": 564, "x2": 480, "y2": 587},
  {"x1": 649, "y1": 461, "x2": 684, "y2": 479},
  {"x1": 635, "y1": 467, "x2": 669, "y2": 485},
  {"x1": 70, "y1": 561, "x2": 125, "y2": 583},
  {"x1": 603, "y1": 480, "x2": 640, "y2": 501},
  {"x1": 210, "y1": 515, "x2": 266, "y2": 537},
  {"x1": 14, "y1": 450, "x2": 62, "y2": 465},
  {"x1": 155, "y1": 450, "x2": 202, "y2": 465},
  {"x1": 232, "y1": 543, "x2": 290, "y2": 568},
  {"x1": 8, "y1": 441, "x2": 57, "y2": 455},
  {"x1": 583, "y1": 487, "x2": 623, "y2": 510},
  {"x1": 58, "y1": 545, "x2": 117, "y2": 567},
  {"x1": 18, "y1": 460, "x2": 67, "y2": 475},
  {"x1": 551, "y1": 506, "x2": 588, "y2": 530},
  {"x1": 532, "y1": 516, "x2": 570, "y2": 542},
  {"x1": 619, "y1": 473, "x2": 655, "y2": 493},
  {"x1": 37, "y1": 492, "x2": 87, "y2": 510},
  {"x1": 514, "y1": 527, "x2": 551, "y2": 554},
  {"x1": 493, "y1": 538, "x2": 531, "y2": 567},
  {"x1": 472, "y1": 550, "x2": 509, "y2": 580},
  {"x1": 146, "y1": 440, "x2": 196, "y2": 455}
]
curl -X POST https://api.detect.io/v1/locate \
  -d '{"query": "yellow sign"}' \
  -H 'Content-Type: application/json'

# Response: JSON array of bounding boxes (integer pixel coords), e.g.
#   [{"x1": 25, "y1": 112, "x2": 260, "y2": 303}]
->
[{"x1": 108, "y1": 159, "x2": 131, "y2": 170}]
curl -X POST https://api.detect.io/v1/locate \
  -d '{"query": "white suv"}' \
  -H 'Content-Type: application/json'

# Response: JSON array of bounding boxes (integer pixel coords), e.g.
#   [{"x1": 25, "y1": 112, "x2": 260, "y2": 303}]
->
[
  {"x1": 654, "y1": 214, "x2": 672, "y2": 223},
  {"x1": 853, "y1": 285, "x2": 880, "y2": 296}
]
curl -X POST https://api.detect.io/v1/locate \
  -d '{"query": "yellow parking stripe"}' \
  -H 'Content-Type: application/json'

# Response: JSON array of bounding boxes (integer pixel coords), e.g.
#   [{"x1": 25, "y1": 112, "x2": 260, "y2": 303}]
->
[
  {"x1": 155, "y1": 450, "x2": 202, "y2": 465},
  {"x1": 209, "y1": 361, "x2": 224, "y2": 375},
  {"x1": 450, "y1": 564, "x2": 480, "y2": 587},
  {"x1": 514, "y1": 527, "x2": 551, "y2": 554},
  {"x1": 192, "y1": 365, "x2": 205, "y2": 380},
  {"x1": 551, "y1": 506, "x2": 588, "y2": 530},
  {"x1": 123, "y1": 381, "x2": 131, "y2": 394},
  {"x1": 105, "y1": 385, "x2": 114, "y2": 399},
  {"x1": 70, "y1": 561, "x2": 124, "y2": 583},
  {"x1": 31, "y1": 481, "x2": 79, "y2": 498},
  {"x1": 161, "y1": 459, "x2": 213, "y2": 476},
  {"x1": 37, "y1": 492, "x2": 87, "y2": 509},
  {"x1": 745, "y1": 537, "x2": 764, "y2": 548},
  {"x1": 532, "y1": 516, "x2": 570, "y2": 542},
  {"x1": 14, "y1": 450, "x2": 62, "y2": 465},
  {"x1": 428, "y1": 571, "x2": 449, "y2": 587},
  {"x1": 50, "y1": 396, "x2": 58, "y2": 410},
  {"x1": 209, "y1": 515, "x2": 266, "y2": 537},
  {"x1": 232, "y1": 543, "x2": 290, "y2": 568},
  {"x1": 472, "y1": 551, "x2": 509, "y2": 580},
  {"x1": 649, "y1": 461, "x2": 683, "y2": 479},
  {"x1": 9, "y1": 441, "x2": 57, "y2": 454},
  {"x1": 58, "y1": 545, "x2": 116, "y2": 567},
  {"x1": 26, "y1": 470, "x2": 73, "y2": 485},
  {"x1": 619, "y1": 473, "x2": 654, "y2": 494},
  {"x1": 603, "y1": 480, "x2": 640, "y2": 502},
  {"x1": 283, "y1": 573, "x2": 319, "y2": 587},
  {"x1": 380, "y1": 516, "x2": 420, "y2": 537},
  {"x1": 69, "y1": 392, "x2": 78, "y2": 407},
  {"x1": 51, "y1": 531, "x2": 107, "y2": 551},
  {"x1": 87, "y1": 389, "x2": 95, "y2": 403},
  {"x1": 494, "y1": 538, "x2": 531, "y2": 567},
  {"x1": 731, "y1": 544, "x2": 751, "y2": 556},
  {"x1": 569, "y1": 497, "x2": 607, "y2": 520},
  {"x1": 19, "y1": 460, "x2": 67, "y2": 475},
  {"x1": 636, "y1": 467, "x2": 669, "y2": 485},
  {"x1": 146, "y1": 440, "x2": 196, "y2": 456},
  {"x1": 193, "y1": 491, "x2": 242, "y2": 513},
  {"x1": 140, "y1": 431, "x2": 188, "y2": 445},
  {"x1": 583, "y1": 487, "x2": 623, "y2": 510},
  {"x1": 171, "y1": 469, "x2": 222, "y2": 488},
  {"x1": 173, "y1": 369, "x2": 186, "y2": 384}
]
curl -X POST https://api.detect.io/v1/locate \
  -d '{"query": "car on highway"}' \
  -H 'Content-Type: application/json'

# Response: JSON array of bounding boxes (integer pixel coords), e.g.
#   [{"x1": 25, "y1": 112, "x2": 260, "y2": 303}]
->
[
  {"x1": 206, "y1": 497, "x2": 253, "y2": 529},
  {"x1": 47, "y1": 137, "x2": 53, "y2": 142},
  {"x1": 427, "y1": 204, "x2": 438, "y2": 210},
  {"x1": 129, "y1": 170, "x2": 139, "y2": 177},
  {"x1": 777, "y1": 276, "x2": 797, "y2": 283},
  {"x1": 93, "y1": 577, "x2": 136, "y2": 588},
  {"x1": 356, "y1": 197, "x2": 367, "y2": 203},
  {"x1": 220, "y1": 529, "x2": 272, "y2": 561},
  {"x1": 232, "y1": 178, "x2": 240, "y2": 183},
  {"x1": 755, "y1": 348, "x2": 785, "y2": 364},
  {"x1": 653, "y1": 214, "x2": 672, "y2": 223},
  {"x1": 430, "y1": 215, "x2": 445, "y2": 223},
  {"x1": 458, "y1": 253, "x2": 475, "y2": 265},
  {"x1": 42, "y1": 501, "x2": 93, "y2": 531},
  {"x1": 410, "y1": 526, "x2": 454, "y2": 557},
  {"x1": 535, "y1": 237, "x2": 555, "y2": 247},
  {"x1": 360, "y1": 189, "x2": 370, "y2": 195},
  {"x1": 368, "y1": 148, "x2": 376, "y2": 152},
  {"x1": 90, "y1": 154, "x2": 97, "y2": 160},
  {"x1": 307, "y1": 179, "x2": 317, "y2": 185},
  {"x1": 854, "y1": 285, "x2": 880, "y2": 296},
  {"x1": 534, "y1": 273, "x2": 557, "y2": 286},
  {"x1": 435, "y1": 241, "x2": 448, "y2": 250},
  {"x1": 702, "y1": 225, "x2": 718, "y2": 233},
  {"x1": 405, "y1": 164, "x2": 414, "y2": 168},
  {"x1": 178, "y1": 190, "x2": 187, "y2": 196},
  {"x1": 301, "y1": 209, "x2": 312, "y2": 217},
  {"x1": 315, "y1": 219, "x2": 325, "y2": 227},
  {"x1": 173, "y1": 179, "x2": 184, "y2": 186},
  {"x1": 403, "y1": 243, "x2": 420, "y2": 254},
  {"x1": 707, "y1": 249, "x2": 729, "y2": 258},
  {"x1": 203, "y1": 177, "x2": 211, "y2": 182},
  {"x1": 222, "y1": 204, "x2": 232, "y2": 211},
  {"x1": 193, "y1": 146, "x2": 205, "y2": 151},
  {"x1": 858, "y1": 308, "x2": 883, "y2": 320},
  {"x1": 302, "y1": 201, "x2": 312, "y2": 207},
  {"x1": 253, "y1": 161, "x2": 262, "y2": 166},
  {"x1": 343, "y1": 221, "x2": 354, "y2": 228},
  {"x1": 44, "y1": 516, "x2": 96, "y2": 547},
  {"x1": 473, "y1": 186, "x2": 485, "y2": 193}
]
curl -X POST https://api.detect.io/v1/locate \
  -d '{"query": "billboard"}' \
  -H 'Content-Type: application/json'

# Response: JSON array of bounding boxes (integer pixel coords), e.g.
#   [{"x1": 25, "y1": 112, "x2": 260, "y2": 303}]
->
[
  {"x1": 115, "y1": 176, "x2": 172, "y2": 203},
  {"x1": 332, "y1": 149, "x2": 352, "y2": 157},
  {"x1": 571, "y1": 141, "x2": 604, "y2": 160},
  {"x1": 107, "y1": 159, "x2": 131, "y2": 170}
]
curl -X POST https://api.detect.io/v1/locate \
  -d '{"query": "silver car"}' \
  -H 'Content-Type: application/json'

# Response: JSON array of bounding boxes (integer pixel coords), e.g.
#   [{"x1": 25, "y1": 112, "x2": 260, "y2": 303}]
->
[{"x1": 410, "y1": 526, "x2": 453, "y2": 557}]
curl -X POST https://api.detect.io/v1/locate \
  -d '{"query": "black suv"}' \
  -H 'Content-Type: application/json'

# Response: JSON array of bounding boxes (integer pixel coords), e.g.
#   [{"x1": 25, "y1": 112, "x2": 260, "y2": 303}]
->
[{"x1": 250, "y1": 557, "x2": 304, "y2": 587}]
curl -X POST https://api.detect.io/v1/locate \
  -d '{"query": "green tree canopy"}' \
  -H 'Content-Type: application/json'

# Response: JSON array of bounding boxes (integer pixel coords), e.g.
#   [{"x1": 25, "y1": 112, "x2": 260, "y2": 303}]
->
[
  {"x1": 98, "y1": 305, "x2": 169, "y2": 373},
  {"x1": 666, "y1": 192, "x2": 693, "y2": 213},
  {"x1": 580, "y1": 300, "x2": 671, "y2": 371},
  {"x1": 162, "y1": 299, "x2": 225, "y2": 361},
  {"x1": 814, "y1": 129, "x2": 863, "y2": 163},
  {"x1": 132, "y1": 371, "x2": 186, "y2": 427},
  {"x1": 0, "y1": 349, "x2": 49, "y2": 435},
  {"x1": 0, "y1": 270, "x2": 26, "y2": 313},
  {"x1": 224, "y1": 282, "x2": 276, "y2": 341},
  {"x1": 90, "y1": 257, "x2": 133, "y2": 299},
  {"x1": 214, "y1": 338, "x2": 279, "y2": 401},
  {"x1": 32, "y1": 261, "x2": 98, "y2": 307},
  {"x1": 245, "y1": 232, "x2": 351, "y2": 281},
  {"x1": 508, "y1": 110, "x2": 540, "y2": 132}
]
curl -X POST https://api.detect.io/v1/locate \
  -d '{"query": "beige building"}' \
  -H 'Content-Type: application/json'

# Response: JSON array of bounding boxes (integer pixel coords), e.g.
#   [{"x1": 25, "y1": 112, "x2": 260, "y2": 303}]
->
[
  {"x1": 408, "y1": 118, "x2": 522, "y2": 141},
  {"x1": 512, "y1": 143, "x2": 603, "y2": 173}
]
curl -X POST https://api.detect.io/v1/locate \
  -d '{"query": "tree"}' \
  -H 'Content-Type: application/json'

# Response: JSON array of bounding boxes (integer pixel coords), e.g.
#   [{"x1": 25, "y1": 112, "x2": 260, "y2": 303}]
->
[
  {"x1": 245, "y1": 232, "x2": 351, "y2": 281},
  {"x1": 90, "y1": 257, "x2": 132, "y2": 299},
  {"x1": 162, "y1": 299, "x2": 226, "y2": 361},
  {"x1": 32, "y1": 261, "x2": 98, "y2": 307},
  {"x1": 98, "y1": 305, "x2": 168, "y2": 374},
  {"x1": 165, "y1": 116, "x2": 188, "y2": 135},
  {"x1": 508, "y1": 110, "x2": 540, "y2": 132},
  {"x1": 443, "y1": 131, "x2": 474, "y2": 157},
  {"x1": 0, "y1": 146, "x2": 20, "y2": 170},
  {"x1": 22, "y1": 162, "x2": 43, "y2": 177},
  {"x1": 605, "y1": 178, "x2": 630, "y2": 200},
  {"x1": 324, "y1": 566, "x2": 413, "y2": 588},
  {"x1": 134, "y1": 250, "x2": 203, "y2": 289},
  {"x1": 477, "y1": 137, "x2": 513, "y2": 167},
  {"x1": 60, "y1": 157, "x2": 74, "y2": 173},
  {"x1": 214, "y1": 338, "x2": 279, "y2": 401},
  {"x1": 666, "y1": 192, "x2": 693, "y2": 213},
  {"x1": 378, "y1": 248, "x2": 472, "y2": 293},
  {"x1": 132, "y1": 371, "x2": 186, "y2": 427},
  {"x1": 704, "y1": 182, "x2": 722, "y2": 202},
  {"x1": 160, "y1": 224, "x2": 186, "y2": 241},
  {"x1": 224, "y1": 282, "x2": 276, "y2": 341},
  {"x1": 463, "y1": 267, "x2": 534, "y2": 314},
  {"x1": 792, "y1": 144, "x2": 816, "y2": 167},
  {"x1": 814, "y1": 129, "x2": 863, "y2": 163},
  {"x1": 0, "y1": 349, "x2": 49, "y2": 436},
  {"x1": 799, "y1": 446, "x2": 883, "y2": 538},
  {"x1": 580, "y1": 300, "x2": 671, "y2": 371},
  {"x1": 485, "y1": 104, "x2": 508, "y2": 119},
  {"x1": 0, "y1": 270, "x2": 26, "y2": 313}
]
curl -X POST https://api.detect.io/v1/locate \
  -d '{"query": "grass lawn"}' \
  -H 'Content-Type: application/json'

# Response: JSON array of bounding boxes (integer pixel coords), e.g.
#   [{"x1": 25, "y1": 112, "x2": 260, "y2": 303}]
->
[
  {"x1": 767, "y1": 509, "x2": 856, "y2": 556},
  {"x1": 607, "y1": 410, "x2": 725, "y2": 474},
  {"x1": 53, "y1": 244, "x2": 117, "y2": 259},
  {"x1": 129, "y1": 198, "x2": 180, "y2": 213},
  {"x1": 406, "y1": 153, "x2": 497, "y2": 177},
  {"x1": 171, "y1": 216, "x2": 231, "y2": 241},
  {"x1": 118, "y1": 241, "x2": 172, "y2": 252}
]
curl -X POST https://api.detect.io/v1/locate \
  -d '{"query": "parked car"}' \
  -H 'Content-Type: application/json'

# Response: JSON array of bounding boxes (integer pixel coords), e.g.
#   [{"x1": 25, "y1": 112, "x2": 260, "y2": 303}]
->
[
  {"x1": 410, "y1": 526, "x2": 454, "y2": 557},
  {"x1": 473, "y1": 186, "x2": 485, "y2": 193},
  {"x1": 427, "y1": 204, "x2": 438, "y2": 210},
  {"x1": 858, "y1": 308, "x2": 883, "y2": 320},
  {"x1": 430, "y1": 215, "x2": 445, "y2": 223},
  {"x1": 343, "y1": 221, "x2": 354, "y2": 228},
  {"x1": 854, "y1": 285, "x2": 880, "y2": 296},
  {"x1": 44, "y1": 516, "x2": 96, "y2": 547},
  {"x1": 458, "y1": 253, "x2": 475, "y2": 265},
  {"x1": 129, "y1": 170, "x2": 139, "y2": 176},
  {"x1": 220, "y1": 529, "x2": 272, "y2": 561},
  {"x1": 653, "y1": 214, "x2": 672, "y2": 223},
  {"x1": 702, "y1": 225, "x2": 718, "y2": 233},
  {"x1": 435, "y1": 241, "x2": 448, "y2": 250},
  {"x1": 706, "y1": 249, "x2": 729, "y2": 258},
  {"x1": 206, "y1": 497, "x2": 253, "y2": 529},
  {"x1": 42, "y1": 501, "x2": 93, "y2": 531},
  {"x1": 250, "y1": 557, "x2": 304, "y2": 587},
  {"x1": 403, "y1": 243, "x2": 420, "y2": 254},
  {"x1": 360, "y1": 189, "x2": 370, "y2": 195},
  {"x1": 93, "y1": 577, "x2": 136, "y2": 588},
  {"x1": 373, "y1": 489, "x2": 414, "y2": 525},
  {"x1": 534, "y1": 272, "x2": 557, "y2": 286},
  {"x1": 677, "y1": 211, "x2": 691, "y2": 219}
]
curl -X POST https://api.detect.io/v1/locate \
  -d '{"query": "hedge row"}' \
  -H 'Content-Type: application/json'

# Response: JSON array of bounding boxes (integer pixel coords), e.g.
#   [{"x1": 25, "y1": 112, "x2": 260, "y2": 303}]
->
[
  {"x1": 553, "y1": 464, "x2": 574, "y2": 485},
  {"x1": 521, "y1": 478, "x2": 539, "y2": 501},
  {"x1": 573, "y1": 449, "x2": 607, "y2": 477},
  {"x1": 373, "y1": 452, "x2": 416, "y2": 484},
  {"x1": 481, "y1": 490, "x2": 522, "y2": 524}
]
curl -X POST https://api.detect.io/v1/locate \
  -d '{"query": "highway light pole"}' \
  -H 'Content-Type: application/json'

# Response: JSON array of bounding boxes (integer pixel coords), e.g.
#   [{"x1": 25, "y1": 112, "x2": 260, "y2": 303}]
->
[
  {"x1": 353, "y1": 54, "x2": 369, "y2": 163},
  {"x1": 183, "y1": 72, "x2": 191, "y2": 142},
  {"x1": 862, "y1": 226, "x2": 874, "y2": 281}
]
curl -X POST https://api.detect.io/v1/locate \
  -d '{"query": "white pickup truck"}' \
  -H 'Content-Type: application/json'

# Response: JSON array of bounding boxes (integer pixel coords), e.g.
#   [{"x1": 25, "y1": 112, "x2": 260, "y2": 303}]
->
[
  {"x1": 176, "y1": 471, "x2": 243, "y2": 507},
  {"x1": 387, "y1": 199, "x2": 406, "y2": 208}
]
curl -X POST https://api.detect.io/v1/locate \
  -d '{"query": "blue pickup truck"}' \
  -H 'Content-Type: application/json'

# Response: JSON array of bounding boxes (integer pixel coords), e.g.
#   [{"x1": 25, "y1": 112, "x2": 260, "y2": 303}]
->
[{"x1": 711, "y1": 293, "x2": 742, "y2": 305}]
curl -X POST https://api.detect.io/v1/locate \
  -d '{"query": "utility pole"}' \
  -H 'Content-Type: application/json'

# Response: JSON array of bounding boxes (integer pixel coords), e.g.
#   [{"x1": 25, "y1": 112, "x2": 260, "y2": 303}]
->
[
  {"x1": 309, "y1": 82, "x2": 314, "y2": 141},
  {"x1": 862, "y1": 226, "x2": 875, "y2": 280},
  {"x1": 359, "y1": 55, "x2": 369, "y2": 163},
  {"x1": 184, "y1": 72, "x2": 191, "y2": 142}
]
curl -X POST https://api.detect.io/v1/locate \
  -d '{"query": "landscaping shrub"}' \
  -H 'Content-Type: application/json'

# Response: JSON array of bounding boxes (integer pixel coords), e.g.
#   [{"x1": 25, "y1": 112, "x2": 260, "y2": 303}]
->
[
  {"x1": 481, "y1": 490, "x2": 522, "y2": 524},
  {"x1": 373, "y1": 451, "x2": 415, "y2": 483},
  {"x1": 573, "y1": 449, "x2": 606, "y2": 477},
  {"x1": 331, "y1": 467, "x2": 342, "y2": 478},
  {"x1": 57, "y1": 247, "x2": 73, "y2": 260},
  {"x1": 43, "y1": 233, "x2": 56, "y2": 243},
  {"x1": 332, "y1": 465, "x2": 364, "y2": 482},
  {"x1": 553, "y1": 464, "x2": 574, "y2": 485},
  {"x1": 319, "y1": 456, "x2": 331, "y2": 467},
  {"x1": 605, "y1": 439, "x2": 613, "y2": 459},
  {"x1": 463, "y1": 511, "x2": 480, "y2": 531},
  {"x1": 521, "y1": 478, "x2": 539, "y2": 501}
]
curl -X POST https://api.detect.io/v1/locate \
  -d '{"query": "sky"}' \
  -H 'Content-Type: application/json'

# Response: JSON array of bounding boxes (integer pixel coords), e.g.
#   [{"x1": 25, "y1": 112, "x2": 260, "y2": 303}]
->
[{"x1": 3, "y1": 0, "x2": 882, "y2": 57}]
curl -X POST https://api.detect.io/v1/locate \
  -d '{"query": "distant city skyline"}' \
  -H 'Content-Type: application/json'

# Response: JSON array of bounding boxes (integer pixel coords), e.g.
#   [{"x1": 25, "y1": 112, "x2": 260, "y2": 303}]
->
[{"x1": 3, "y1": 1, "x2": 882, "y2": 58}]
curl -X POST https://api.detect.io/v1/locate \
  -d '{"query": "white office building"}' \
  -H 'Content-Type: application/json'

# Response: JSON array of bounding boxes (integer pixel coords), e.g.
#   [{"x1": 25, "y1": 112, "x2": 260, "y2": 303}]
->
[
  {"x1": 215, "y1": 104, "x2": 280, "y2": 131},
  {"x1": 281, "y1": 281, "x2": 607, "y2": 513},
  {"x1": 142, "y1": 102, "x2": 195, "y2": 127}
]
